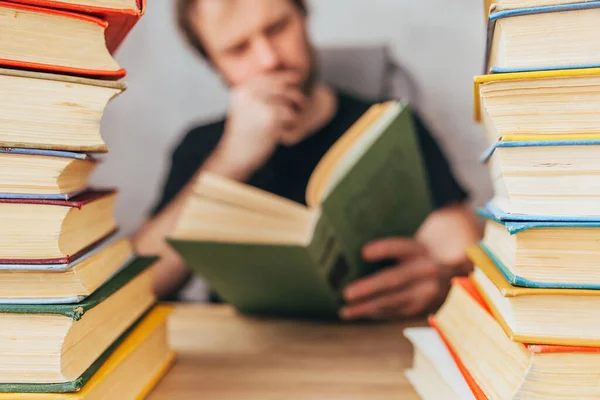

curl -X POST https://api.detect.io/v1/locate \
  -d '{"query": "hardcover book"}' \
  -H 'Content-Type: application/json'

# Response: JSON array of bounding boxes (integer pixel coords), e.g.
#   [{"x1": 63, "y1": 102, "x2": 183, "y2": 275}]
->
[
  {"x1": 473, "y1": 68, "x2": 600, "y2": 141},
  {"x1": 168, "y1": 101, "x2": 434, "y2": 319},
  {"x1": 434, "y1": 277, "x2": 600, "y2": 400},
  {"x1": 8, "y1": 0, "x2": 146, "y2": 53},
  {"x1": 484, "y1": 1, "x2": 600, "y2": 73},
  {"x1": 404, "y1": 327, "x2": 476, "y2": 400},
  {"x1": 0, "y1": 1, "x2": 127, "y2": 77},
  {"x1": 470, "y1": 245, "x2": 600, "y2": 345},
  {"x1": 0, "y1": 68, "x2": 125, "y2": 152},
  {"x1": 0, "y1": 304, "x2": 173, "y2": 395},
  {"x1": 480, "y1": 137, "x2": 600, "y2": 218},
  {"x1": 0, "y1": 190, "x2": 118, "y2": 263},
  {"x1": 0, "y1": 148, "x2": 97, "y2": 200},
  {"x1": 479, "y1": 207, "x2": 600, "y2": 287},
  {"x1": 0, "y1": 256, "x2": 155, "y2": 385},
  {"x1": 0, "y1": 235, "x2": 134, "y2": 304}
]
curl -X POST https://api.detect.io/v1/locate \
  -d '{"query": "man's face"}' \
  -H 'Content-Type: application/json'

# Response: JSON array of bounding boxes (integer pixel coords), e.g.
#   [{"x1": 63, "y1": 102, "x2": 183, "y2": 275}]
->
[{"x1": 191, "y1": 0, "x2": 314, "y2": 92}]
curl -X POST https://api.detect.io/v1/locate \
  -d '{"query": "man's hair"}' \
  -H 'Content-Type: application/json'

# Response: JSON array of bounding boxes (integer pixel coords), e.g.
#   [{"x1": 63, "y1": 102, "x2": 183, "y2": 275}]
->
[{"x1": 176, "y1": 0, "x2": 308, "y2": 61}]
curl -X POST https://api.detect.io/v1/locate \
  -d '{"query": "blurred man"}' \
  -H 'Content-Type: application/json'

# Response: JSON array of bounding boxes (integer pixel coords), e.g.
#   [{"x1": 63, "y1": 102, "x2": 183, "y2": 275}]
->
[{"x1": 134, "y1": 0, "x2": 481, "y2": 320}]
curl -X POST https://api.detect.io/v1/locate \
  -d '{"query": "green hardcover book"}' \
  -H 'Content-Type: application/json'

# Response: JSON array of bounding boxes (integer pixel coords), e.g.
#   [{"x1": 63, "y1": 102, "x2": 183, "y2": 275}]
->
[
  {"x1": 0, "y1": 256, "x2": 156, "y2": 388},
  {"x1": 168, "y1": 101, "x2": 433, "y2": 319}
]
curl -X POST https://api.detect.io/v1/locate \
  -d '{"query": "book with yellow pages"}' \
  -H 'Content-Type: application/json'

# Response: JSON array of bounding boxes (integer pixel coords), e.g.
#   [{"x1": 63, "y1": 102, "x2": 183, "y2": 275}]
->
[
  {"x1": 0, "y1": 257, "x2": 155, "y2": 385},
  {"x1": 473, "y1": 68, "x2": 600, "y2": 143},
  {"x1": 404, "y1": 327, "x2": 476, "y2": 400},
  {"x1": 470, "y1": 245, "x2": 600, "y2": 346},
  {"x1": 0, "y1": 305, "x2": 174, "y2": 396},
  {"x1": 0, "y1": 68, "x2": 125, "y2": 152},
  {"x1": 479, "y1": 208, "x2": 600, "y2": 286},
  {"x1": 485, "y1": 0, "x2": 595, "y2": 12},
  {"x1": 480, "y1": 137, "x2": 600, "y2": 219},
  {"x1": 0, "y1": 190, "x2": 118, "y2": 264},
  {"x1": 0, "y1": 148, "x2": 97, "y2": 200},
  {"x1": 168, "y1": 101, "x2": 433, "y2": 319},
  {"x1": 0, "y1": 236, "x2": 134, "y2": 304},
  {"x1": 434, "y1": 276, "x2": 600, "y2": 400},
  {"x1": 484, "y1": 1, "x2": 600, "y2": 73}
]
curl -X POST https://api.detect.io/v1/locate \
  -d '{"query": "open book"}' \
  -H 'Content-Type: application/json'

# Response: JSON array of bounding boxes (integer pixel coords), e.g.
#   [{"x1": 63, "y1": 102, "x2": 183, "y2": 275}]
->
[{"x1": 168, "y1": 101, "x2": 433, "y2": 319}]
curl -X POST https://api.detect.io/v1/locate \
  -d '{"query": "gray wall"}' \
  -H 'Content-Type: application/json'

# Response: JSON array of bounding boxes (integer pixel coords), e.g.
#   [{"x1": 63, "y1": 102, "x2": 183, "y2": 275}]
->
[{"x1": 92, "y1": 0, "x2": 493, "y2": 235}]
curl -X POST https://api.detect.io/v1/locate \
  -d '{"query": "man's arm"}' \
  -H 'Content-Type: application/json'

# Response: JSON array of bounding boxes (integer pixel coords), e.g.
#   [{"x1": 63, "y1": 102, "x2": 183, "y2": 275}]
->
[
  {"x1": 340, "y1": 201, "x2": 482, "y2": 320},
  {"x1": 133, "y1": 148, "x2": 260, "y2": 299}
]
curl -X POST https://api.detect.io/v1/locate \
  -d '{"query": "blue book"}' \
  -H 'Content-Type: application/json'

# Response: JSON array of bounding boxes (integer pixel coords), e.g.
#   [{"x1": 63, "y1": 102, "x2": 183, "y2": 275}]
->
[
  {"x1": 484, "y1": 1, "x2": 600, "y2": 73},
  {"x1": 0, "y1": 147, "x2": 96, "y2": 200},
  {"x1": 478, "y1": 207, "x2": 600, "y2": 288},
  {"x1": 481, "y1": 139, "x2": 600, "y2": 222}
]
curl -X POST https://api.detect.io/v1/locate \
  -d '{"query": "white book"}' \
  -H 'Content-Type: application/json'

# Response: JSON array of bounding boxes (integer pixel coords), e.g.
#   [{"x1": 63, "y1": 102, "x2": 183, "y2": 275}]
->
[{"x1": 404, "y1": 327, "x2": 475, "y2": 400}]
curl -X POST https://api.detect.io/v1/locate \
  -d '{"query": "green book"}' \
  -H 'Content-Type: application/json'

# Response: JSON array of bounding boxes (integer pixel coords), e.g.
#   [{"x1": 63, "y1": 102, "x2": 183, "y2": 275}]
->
[
  {"x1": 0, "y1": 256, "x2": 156, "y2": 391},
  {"x1": 168, "y1": 101, "x2": 433, "y2": 319}
]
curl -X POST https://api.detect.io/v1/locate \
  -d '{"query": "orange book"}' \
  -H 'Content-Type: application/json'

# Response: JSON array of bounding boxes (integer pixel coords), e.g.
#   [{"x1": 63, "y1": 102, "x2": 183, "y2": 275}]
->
[
  {"x1": 433, "y1": 277, "x2": 600, "y2": 399},
  {"x1": 0, "y1": 1, "x2": 138, "y2": 77}
]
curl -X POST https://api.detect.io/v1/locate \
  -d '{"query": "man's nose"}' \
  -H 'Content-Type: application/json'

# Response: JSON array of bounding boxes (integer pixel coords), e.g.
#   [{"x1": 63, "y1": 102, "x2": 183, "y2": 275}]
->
[{"x1": 253, "y1": 36, "x2": 282, "y2": 71}]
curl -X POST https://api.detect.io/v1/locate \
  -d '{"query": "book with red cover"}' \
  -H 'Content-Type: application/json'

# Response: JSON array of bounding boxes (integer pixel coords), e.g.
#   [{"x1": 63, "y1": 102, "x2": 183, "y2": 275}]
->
[
  {"x1": 1, "y1": 1, "x2": 127, "y2": 77},
  {"x1": 7, "y1": 0, "x2": 145, "y2": 53},
  {"x1": 0, "y1": 190, "x2": 118, "y2": 265}
]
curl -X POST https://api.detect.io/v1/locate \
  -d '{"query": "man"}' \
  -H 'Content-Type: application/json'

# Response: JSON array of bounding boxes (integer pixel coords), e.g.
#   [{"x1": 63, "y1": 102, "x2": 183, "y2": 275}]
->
[{"x1": 134, "y1": 0, "x2": 481, "y2": 320}]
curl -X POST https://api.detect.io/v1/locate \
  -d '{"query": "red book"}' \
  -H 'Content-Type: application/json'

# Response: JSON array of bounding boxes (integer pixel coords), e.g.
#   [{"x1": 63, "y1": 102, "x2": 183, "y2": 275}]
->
[{"x1": 7, "y1": 0, "x2": 145, "y2": 53}]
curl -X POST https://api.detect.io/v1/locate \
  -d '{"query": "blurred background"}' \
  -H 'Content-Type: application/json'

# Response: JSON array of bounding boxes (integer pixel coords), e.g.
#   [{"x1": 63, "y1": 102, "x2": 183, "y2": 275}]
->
[{"x1": 92, "y1": 0, "x2": 493, "y2": 235}]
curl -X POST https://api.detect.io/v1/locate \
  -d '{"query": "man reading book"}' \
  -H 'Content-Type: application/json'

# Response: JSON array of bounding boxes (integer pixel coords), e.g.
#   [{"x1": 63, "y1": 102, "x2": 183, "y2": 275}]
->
[{"x1": 134, "y1": 0, "x2": 481, "y2": 320}]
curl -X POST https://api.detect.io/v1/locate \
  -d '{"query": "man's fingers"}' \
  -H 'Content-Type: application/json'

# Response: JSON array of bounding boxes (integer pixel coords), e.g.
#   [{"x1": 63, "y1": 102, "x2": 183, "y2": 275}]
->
[
  {"x1": 343, "y1": 257, "x2": 439, "y2": 303},
  {"x1": 340, "y1": 289, "x2": 413, "y2": 320},
  {"x1": 267, "y1": 103, "x2": 298, "y2": 130},
  {"x1": 396, "y1": 279, "x2": 440, "y2": 317},
  {"x1": 340, "y1": 279, "x2": 440, "y2": 321},
  {"x1": 362, "y1": 238, "x2": 427, "y2": 262}
]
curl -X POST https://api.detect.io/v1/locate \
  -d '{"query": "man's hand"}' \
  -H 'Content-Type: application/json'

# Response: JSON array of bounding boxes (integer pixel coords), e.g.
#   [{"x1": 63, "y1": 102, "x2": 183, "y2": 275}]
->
[
  {"x1": 340, "y1": 238, "x2": 450, "y2": 321},
  {"x1": 214, "y1": 71, "x2": 308, "y2": 175}
]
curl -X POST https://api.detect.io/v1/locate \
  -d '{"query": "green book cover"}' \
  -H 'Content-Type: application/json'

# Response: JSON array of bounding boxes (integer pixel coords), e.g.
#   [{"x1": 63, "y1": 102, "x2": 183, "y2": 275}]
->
[
  {"x1": 0, "y1": 308, "x2": 153, "y2": 393},
  {"x1": 169, "y1": 102, "x2": 433, "y2": 319},
  {"x1": 321, "y1": 103, "x2": 433, "y2": 280},
  {"x1": 0, "y1": 257, "x2": 156, "y2": 393}
]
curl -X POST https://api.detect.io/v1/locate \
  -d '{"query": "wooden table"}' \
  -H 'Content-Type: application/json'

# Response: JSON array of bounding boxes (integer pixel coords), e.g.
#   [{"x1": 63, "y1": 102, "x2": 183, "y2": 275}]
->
[{"x1": 148, "y1": 304, "x2": 426, "y2": 399}]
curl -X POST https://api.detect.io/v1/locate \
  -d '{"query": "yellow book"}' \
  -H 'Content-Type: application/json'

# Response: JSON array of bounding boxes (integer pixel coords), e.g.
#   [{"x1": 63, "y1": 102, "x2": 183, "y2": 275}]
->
[
  {"x1": 469, "y1": 245, "x2": 600, "y2": 346},
  {"x1": 1, "y1": 305, "x2": 176, "y2": 399},
  {"x1": 473, "y1": 68, "x2": 600, "y2": 143}
]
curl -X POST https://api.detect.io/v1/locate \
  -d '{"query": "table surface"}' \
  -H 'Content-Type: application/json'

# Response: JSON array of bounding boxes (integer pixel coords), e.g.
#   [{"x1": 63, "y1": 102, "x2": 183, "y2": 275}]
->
[{"x1": 148, "y1": 304, "x2": 426, "y2": 400}]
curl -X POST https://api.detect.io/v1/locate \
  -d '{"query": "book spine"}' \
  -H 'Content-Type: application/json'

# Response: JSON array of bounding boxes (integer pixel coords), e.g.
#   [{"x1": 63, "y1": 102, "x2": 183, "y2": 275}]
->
[{"x1": 305, "y1": 214, "x2": 349, "y2": 295}]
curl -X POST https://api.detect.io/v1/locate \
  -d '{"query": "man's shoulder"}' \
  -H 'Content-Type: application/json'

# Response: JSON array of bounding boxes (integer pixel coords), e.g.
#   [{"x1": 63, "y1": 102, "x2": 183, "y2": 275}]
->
[{"x1": 172, "y1": 118, "x2": 226, "y2": 158}]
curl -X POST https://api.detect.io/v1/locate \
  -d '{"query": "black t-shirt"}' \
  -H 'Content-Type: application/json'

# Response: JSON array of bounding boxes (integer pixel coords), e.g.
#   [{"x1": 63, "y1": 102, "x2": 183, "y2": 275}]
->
[{"x1": 152, "y1": 91, "x2": 467, "y2": 217}]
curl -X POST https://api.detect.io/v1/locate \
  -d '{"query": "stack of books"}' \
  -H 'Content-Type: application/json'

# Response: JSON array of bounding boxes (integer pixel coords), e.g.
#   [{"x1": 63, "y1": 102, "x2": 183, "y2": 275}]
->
[
  {"x1": 406, "y1": 1, "x2": 600, "y2": 399},
  {"x1": 0, "y1": 1, "x2": 174, "y2": 398}
]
